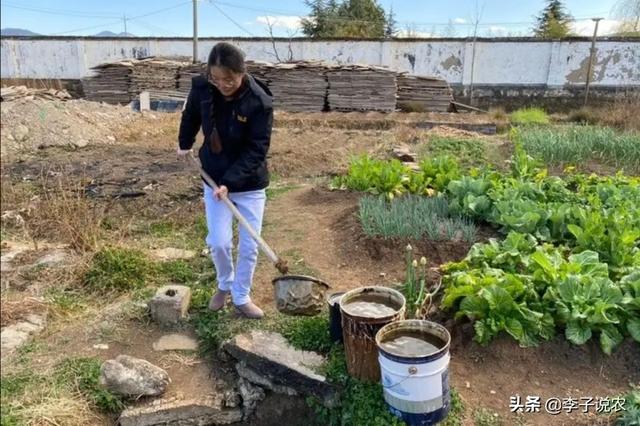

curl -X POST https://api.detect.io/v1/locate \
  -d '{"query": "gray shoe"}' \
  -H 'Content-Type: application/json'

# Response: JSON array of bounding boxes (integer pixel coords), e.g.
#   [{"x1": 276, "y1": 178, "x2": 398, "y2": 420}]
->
[
  {"x1": 234, "y1": 302, "x2": 264, "y2": 319},
  {"x1": 208, "y1": 290, "x2": 230, "y2": 311}
]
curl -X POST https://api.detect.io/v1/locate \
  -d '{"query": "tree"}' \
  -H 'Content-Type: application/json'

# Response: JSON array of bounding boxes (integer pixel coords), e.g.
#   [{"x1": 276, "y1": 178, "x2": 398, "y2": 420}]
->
[
  {"x1": 612, "y1": 0, "x2": 640, "y2": 35},
  {"x1": 534, "y1": 0, "x2": 574, "y2": 38},
  {"x1": 385, "y1": 5, "x2": 398, "y2": 38},
  {"x1": 301, "y1": 0, "x2": 388, "y2": 38}
]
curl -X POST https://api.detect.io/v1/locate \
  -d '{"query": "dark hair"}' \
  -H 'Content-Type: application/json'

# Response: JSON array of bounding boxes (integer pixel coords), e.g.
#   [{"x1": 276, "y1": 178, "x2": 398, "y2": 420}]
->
[{"x1": 207, "y1": 42, "x2": 246, "y2": 74}]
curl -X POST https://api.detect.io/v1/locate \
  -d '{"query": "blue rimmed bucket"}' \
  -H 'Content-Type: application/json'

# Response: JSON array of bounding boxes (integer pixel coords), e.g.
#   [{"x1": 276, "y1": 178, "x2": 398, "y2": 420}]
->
[{"x1": 375, "y1": 320, "x2": 451, "y2": 425}]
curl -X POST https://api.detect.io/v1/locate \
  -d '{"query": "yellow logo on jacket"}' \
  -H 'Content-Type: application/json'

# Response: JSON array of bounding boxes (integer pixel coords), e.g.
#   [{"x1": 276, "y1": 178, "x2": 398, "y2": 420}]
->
[{"x1": 236, "y1": 114, "x2": 248, "y2": 123}]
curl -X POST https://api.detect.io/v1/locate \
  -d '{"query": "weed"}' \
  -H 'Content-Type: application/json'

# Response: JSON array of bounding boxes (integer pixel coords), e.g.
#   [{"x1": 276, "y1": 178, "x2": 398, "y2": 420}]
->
[
  {"x1": 281, "y1": 314, "x2": 332, "y2": 354},
  {"x1": 46, "y1": 287, "x2": 87, "y2": 317},
  {"x1": 612, "y1": 385, "x2": 640, "y2": 426},
  {"x1": 441, "y1": 389, "x2": 465, "y2": 426},
  {"x1": 266, "y1": 184, "x2": 298, "y2": 200},
  {"x1": 280, "y1": 248, "x2": 320, "y2": 277},
  {"x1": 473, "y1": 407, "x2": 502, "y2": 426},
  {"x1": 308, "y1": 347, "x2": 405, "y2": 425},
  {"x1": 420, "y1": 137, "x2": 488, "y2": 168},
  {"x1": 84, "y1": 247, "x2": 152, "y2": 292},
  {"x1": 148, "y1": 221, "x2": 176, "y2": 238},
  {"x1": 510, "y1": 107, "x2": 550, "y2": 125},
  {"x1": 157, "y1": 259, "x2": 198, "y2": 283},
  {"x1": 55, "y1": 357, "x2": 125, "y2": 413}
]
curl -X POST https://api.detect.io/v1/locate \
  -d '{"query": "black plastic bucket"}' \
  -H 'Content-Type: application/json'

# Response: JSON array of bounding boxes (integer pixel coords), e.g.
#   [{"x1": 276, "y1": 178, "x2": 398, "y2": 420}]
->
[{"x1": 327, "y1": 291, "x2": 346, "y2": 343}]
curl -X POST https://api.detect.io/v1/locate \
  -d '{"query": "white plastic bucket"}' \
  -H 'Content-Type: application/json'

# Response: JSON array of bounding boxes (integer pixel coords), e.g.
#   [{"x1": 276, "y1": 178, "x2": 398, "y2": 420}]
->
[{"x1": 375, "y1": 320, "x2": 451, "y2": 425}]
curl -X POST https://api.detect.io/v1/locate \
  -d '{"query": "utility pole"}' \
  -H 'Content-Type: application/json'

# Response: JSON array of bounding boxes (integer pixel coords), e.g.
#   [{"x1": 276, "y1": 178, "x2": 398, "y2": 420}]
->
[
  {"x1": 584, "y1": 17, "x2": 603, "y2": 106},
  {"x1": 192, "y1": 0, "x2": 198, "y2": 63},
  {"x1": 123, "y1": 14, "x2": 127, "y2": 35}
]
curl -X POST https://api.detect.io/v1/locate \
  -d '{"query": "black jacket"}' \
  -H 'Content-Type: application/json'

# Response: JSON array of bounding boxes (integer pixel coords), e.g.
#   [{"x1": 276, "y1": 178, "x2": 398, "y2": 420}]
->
[{"x1": 179, "y1": 74, "x2": 273, "y2": 193}]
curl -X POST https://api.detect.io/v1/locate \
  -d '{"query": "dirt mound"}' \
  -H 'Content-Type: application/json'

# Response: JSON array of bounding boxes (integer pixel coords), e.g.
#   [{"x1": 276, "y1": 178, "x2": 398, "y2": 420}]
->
[{"x1": 0, "y1": 97, "x2": 160, "y2": 160}]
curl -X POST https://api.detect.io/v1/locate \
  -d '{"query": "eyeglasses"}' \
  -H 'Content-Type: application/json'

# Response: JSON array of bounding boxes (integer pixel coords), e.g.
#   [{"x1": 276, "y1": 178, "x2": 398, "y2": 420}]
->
[{"x1": 208, "y1": 73, "x2": 237, "y2": 88}]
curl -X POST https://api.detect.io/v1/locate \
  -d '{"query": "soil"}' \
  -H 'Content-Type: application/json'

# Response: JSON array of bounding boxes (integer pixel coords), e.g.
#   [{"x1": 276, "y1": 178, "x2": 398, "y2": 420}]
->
[{"x1": 1, "y1": 104, "x2": 637, "y2": 425}]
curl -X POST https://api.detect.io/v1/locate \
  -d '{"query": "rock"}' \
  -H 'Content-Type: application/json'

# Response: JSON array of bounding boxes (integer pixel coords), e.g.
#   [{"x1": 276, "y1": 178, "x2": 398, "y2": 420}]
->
[
  {"x1": 35, "y1": 249, "x2": 70, "y2": 267},
  {"x1": 150, "y1": 248, "x2": 197, "y2": 261},
  {"x1": 107, "y1": 135, "x2": 116, "y2": 142},
  {"x1": 224, "y1": 331, "x2": 338, "y2": 408},
  {"x1": 1, "y1": 210, "x2": 25, "y2": 227},
  {"x1": 0, "y1": 314, "x2": 47, "y2": 354},
  {"x1": 238, "y1": 377, "x2": 265, "y2": 419},
  {"x1": 99, "y1": 355, "x2": 170, "y2": 397},
  {"x1": 118, "y1": 397, "x2": 243, "y2": 426},
  {"x1": 392, "y1": 145, "x2": 416, "y2": 162},
  {"x1": 236, "y1": 362, "x2": 297, "y2": 396},
  {"x1": 223, "y1": 389, "x2": 241, "y2": 408},
  {"x1": 93, "y1": 343, "x2": 109, "y2": 350},
  {"x1": 149, "y1": 285, "x2": 191, "y2": 327},
  {"x1": 13, "y1": 125, "x2": 29, "y2": 142},
  {"x1": 73, "y1": 138, "x2": 88, "y2": 148},
  {"x1": 153, "y1": 334, "x2": 199, "y2": 351},
  {"x1": 201, "y1": 247, "x2": 210, "y2": 257}
]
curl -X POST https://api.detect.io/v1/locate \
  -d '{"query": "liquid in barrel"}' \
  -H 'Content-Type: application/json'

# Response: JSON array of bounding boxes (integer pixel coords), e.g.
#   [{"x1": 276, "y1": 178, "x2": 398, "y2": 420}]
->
[
  {"x1": 380, "y1": 330, "x2": 445, "y2": 357},
  {"x1": 342, "y1": 294, "x2": 398, "y2": 317}
]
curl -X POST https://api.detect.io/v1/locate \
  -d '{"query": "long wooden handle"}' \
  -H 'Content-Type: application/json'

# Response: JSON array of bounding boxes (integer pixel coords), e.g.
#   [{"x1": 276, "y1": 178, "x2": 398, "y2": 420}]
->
[{"x1": 189, "y1": 155, "x2": 288, "y2": 273}]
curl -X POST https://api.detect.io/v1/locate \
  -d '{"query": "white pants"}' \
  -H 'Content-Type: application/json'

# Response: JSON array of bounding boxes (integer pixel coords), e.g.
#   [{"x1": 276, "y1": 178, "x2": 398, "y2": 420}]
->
[{"x1": 203, "y1": 184, "x2": 266, "y2": 305}]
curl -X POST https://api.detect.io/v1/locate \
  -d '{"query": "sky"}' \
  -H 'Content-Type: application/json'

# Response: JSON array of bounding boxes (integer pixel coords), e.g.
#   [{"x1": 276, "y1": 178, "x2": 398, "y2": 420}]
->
[{"x1": 0, "y1": 0, "x2": 625, "y2": 38}]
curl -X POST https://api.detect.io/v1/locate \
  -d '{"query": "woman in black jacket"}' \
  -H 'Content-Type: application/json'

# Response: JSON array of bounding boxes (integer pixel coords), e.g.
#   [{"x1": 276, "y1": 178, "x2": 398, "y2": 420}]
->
[{"x1": 178, "y1": 42, "x2": 273, "y2": 319}]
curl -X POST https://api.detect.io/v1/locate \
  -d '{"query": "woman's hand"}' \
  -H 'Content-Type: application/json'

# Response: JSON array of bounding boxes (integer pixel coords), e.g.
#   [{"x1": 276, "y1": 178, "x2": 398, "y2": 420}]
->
[
  {"x1": 214, "y1": 185, "x2": 228, "y2": 200},
  {"x1": 177, "y1": 148, "x2": 192, "y2": 160}
]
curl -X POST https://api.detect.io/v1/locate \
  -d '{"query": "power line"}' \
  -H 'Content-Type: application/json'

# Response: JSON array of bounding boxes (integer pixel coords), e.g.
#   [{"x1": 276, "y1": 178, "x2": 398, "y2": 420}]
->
[
  {"x1": 1, "y1": 3, "x2": 120, "y2": 19},
  {"x1": 126, "y1": 1, "x2": 192, "y2": 21},
  {"x1": 207, "y1": 1, "x2": 256, "y2": 37},
  {"x1": 46, "y1": 2, "x2": 191, "y2": 36},
  {"x1": 131, "y1": 19, "x2": 183, "y2": 37},
  {"x1": 51, "y1": 20, "x2": 124, "y2": 35}
]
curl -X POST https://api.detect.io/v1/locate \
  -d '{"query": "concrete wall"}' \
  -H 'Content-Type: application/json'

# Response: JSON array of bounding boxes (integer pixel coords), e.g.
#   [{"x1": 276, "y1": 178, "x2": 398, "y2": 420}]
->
[{"x1": 2, "y1": 36, "x2": 638, "y2": 86}]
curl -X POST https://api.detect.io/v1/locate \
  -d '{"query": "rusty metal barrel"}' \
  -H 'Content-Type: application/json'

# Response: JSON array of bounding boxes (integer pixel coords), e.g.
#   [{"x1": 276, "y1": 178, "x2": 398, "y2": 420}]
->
[{"x1": 340, "y1": 286, "x2": 406, "y2": 382}]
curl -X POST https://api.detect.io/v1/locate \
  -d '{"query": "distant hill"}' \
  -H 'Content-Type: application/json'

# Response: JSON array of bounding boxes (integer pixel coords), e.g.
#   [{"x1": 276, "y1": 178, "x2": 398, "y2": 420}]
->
[
  {"x1": 94, "y1": 31, "x2": 136, "y2": 37},
  {"x1": 0, "y1": 28, "x2": 40, "y2": 36}
]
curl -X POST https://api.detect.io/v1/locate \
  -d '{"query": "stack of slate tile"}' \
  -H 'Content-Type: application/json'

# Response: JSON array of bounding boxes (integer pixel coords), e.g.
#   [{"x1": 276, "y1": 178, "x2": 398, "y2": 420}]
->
[
  {"x1": 177, "y1": 62, "x2": 207, "y2": 96},
  {"x1": 396, "y1": 74, "x2": 453, "y2": 112},
  {"x1": 129, "y1": 57, "x2": 186, "y2": 100},
  {"x1": 256, "y1": 62, "x2": 327, "y2": 112},
  {"x1": 326, "y1": 65, "x2": 397, "y2": 112},
  {"x1": 81, "y1": 60, "x2": 134, "y2": 104}
]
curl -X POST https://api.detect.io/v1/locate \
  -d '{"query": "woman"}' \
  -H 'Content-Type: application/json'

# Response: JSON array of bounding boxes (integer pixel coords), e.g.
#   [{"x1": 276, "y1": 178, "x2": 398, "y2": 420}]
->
[{"x1": 177, "y1": 42, "x2": 273, "y2": 319}]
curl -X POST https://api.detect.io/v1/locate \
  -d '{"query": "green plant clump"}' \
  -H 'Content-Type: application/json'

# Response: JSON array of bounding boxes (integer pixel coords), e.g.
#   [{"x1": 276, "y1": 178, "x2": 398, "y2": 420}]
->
[
  {"x1": 84, "y1": 247, "x2": 152, "y2": 292},
  {"x1": 510, "y1": 107, "x2": 550, "y2": 125},
  {"x1": 55, "y1": 357, "x2": 126, "y2": 413},
  {"x1": 359, "y1": 194, "x2": 476, "y2": 242},
  {"x1": 514, "y1": 125, "x2": 640, "y2": 172}
]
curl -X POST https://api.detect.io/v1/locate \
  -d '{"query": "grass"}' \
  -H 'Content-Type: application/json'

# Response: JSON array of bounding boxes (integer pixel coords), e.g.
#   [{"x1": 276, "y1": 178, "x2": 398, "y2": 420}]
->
[
  {"x1": 84, "y1": 247, "x2": 153, "y2": 292},
  {"x1": 567, "y1": 95, "x2": 640, "y2": 132},
  {"x1": 266, "y1": 183, "x2": 298, "y2": 200},
  {"x1": 279, "y1": 248, "x2": 321, "y2": 277},
  {"x1": 510, "y1": 107, "x2": 550, "y2": 125},
  {"x1": 1, "y1": 356, "x2": 123, "y2": 425},
  {"x1": 359, "y1": 195, "x2": 476, "y2": 242},
  {"x1": 418, "y1": 136, "x2": 488, "y2": 168},
  {"x1": 473, "y1": 408, "x2": 502, "y2": 426},
  {"x1": 515, "y1": 125, "x2": 640, "y2": 173},
  {"x1": 54, "y1": 357, "x2": 126, "y2": 413}
]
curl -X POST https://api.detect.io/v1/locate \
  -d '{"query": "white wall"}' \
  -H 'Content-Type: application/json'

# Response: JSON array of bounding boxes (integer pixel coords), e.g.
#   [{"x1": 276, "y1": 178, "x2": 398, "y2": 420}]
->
[{"x1": 1, "y1": 37, "x2": 638, "y2": 87}]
